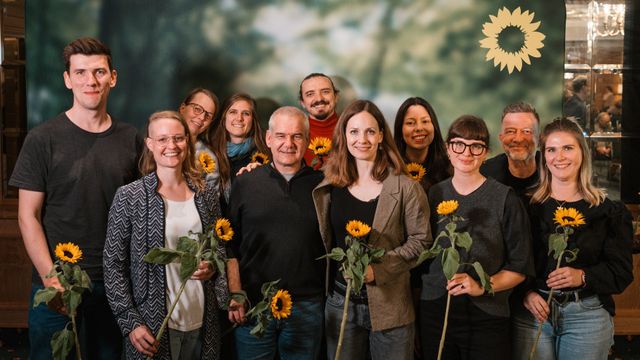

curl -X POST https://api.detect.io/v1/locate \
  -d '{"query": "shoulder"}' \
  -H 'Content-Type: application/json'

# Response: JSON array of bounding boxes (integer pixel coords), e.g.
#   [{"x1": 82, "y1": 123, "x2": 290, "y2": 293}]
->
[
  {"x1": 480, "y1": 153, "x2": 507, "y2": 177},
  {"x1": 25, "y1": 114, "x2": 69, "y2": 140}
]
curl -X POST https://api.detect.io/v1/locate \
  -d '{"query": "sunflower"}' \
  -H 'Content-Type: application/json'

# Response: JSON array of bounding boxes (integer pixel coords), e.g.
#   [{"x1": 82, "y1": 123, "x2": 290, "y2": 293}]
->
[
  {"x1": 215, "y1": 218, "x2": 234, "y2": 241},
  {"x1": 198, "y1": 151, "x2": 216, "y2": 174},
  {"x1": 406, "y1": 163, "x2": 426, "y2": 182},
  {"x1": 553, "y1": 207, "x2": 586, "y2": 228},
  {"x1": 308, "y1": 137, "x2": 332, "y2": 156},
  {"x1": 436, "y1": 200, "x2": 459, "y2": 216},
  {"x1": 479, "y1": 7, "x2": 546, "y2": 74},
  {"x1": 54, "y1": 242, "x2": 83, "y2": 263},
  {"x1": 270, "y1": 289, "x2": 292, "y2": 320},
  {"x1": 345, "y1": 220, "x2": 372, "y2": 238},
  {"x1": 251, "y1": 151, "x2": 270, "y2": 165}
]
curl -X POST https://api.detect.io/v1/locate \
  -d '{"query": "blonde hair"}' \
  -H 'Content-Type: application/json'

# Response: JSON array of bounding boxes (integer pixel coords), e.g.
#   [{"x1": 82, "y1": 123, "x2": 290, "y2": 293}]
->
[
  {"x1": 531, "y1": 117, "x2": 605, "y2": 206},
  {"x1": 139, "y1": 110, "x2": 204, "y2": 191}
]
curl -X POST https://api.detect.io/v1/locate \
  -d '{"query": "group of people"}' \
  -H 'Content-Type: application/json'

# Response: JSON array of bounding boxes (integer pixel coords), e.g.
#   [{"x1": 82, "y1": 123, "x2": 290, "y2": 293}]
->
[{"x1": 11, "y1": 37, "x2": 633, "y2": 360}]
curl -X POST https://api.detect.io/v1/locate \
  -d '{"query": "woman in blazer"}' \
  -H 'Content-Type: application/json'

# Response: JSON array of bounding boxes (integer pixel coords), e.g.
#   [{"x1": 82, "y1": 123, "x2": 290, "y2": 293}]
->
[
  {"x1": 313, "y1": 99, "x2": 431, "y2": 360},
  {"x1": 104, "y1": 111, "x2": 224, "y2": 359}
]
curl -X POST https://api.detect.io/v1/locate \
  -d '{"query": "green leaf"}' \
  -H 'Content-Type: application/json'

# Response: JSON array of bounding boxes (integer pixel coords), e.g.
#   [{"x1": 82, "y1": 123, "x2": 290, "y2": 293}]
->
[
  {"x1": 62, "y1": 290, "x2": 82, "y2": 317},
  {"x1": 472, "y1": 261, "x2": 494, "y2": 294},
  {"x1": 179, "y1": 254, "x2": 198, "y2": 283},
  {"x1": 71, "y1": 266, "x2": 92, "y2": 290},
  {"x1": 33, "y1": 287, "x2": 60, "y2": 308},
  {"x1": 456, "y1": 232, "x2": 472, "y2": 252},
  {"x1": 361, "y1": 253, "x2": 370, "y2": 268},
  {"x1": 318, "y1": 247, "x2": 346, "y2": 261},
  {"x1": 369, "y1": 248, "x2": 385, "y2": 261},
  {"x1": 548, "y1": 233, "x2": 567, "y2": 259},
  {"x1": 51, "y1": 328, "x2": 75, "y2": 360},
  {"x1": 213, "y1": 256, "x2": 226, "y2": 276},
  {"x1": 564, "y1": 249, "x2": 579, "y2": 263},
  {"x1": 143, "y1": 248, "x2": 182, "y2": 264},
  {"x1": 177, "y1": 236, "x2": 199, "y2": 254},
  {"x1": 434, "y1": 230, "x2": 448, "y2": 242},
  {"x1": 261, "y1": 280, "x2": 280, "y2": 295},
  {"x1": 442, "y1": 247, "x2": 460, "y2": 280},
  {"x1": 445, "y1": 221, "x2": 457, "y2": 236}
]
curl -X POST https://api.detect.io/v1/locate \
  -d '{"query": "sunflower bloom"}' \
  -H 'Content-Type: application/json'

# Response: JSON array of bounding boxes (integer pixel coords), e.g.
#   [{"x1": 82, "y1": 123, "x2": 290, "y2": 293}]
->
[
  {"x1": 346, "y1": 220, "x2": 372, "y2": 238},
  {"x1": 436, "y1": 200, "x2": 459, "y2": 216},
  {"x1": 553, "y1": 207, "x2": 586, "y2": 228},
  {"x1": 54, "y1": 242, "x2": 83, "y2": 263},
  {"x1": 479, "y1": 7, "x2": 546, "y2": 74},
  {"x1": 198, "y1": 152, "x2": 216, "y2": 174},
  {"x1": 215, "y1": 218, "x2": 234, "y2": 241},
  {"x1": 406, "y1": 163, "x2": 426, "y2": 182},
  {"x1": 270, "y1": 289, "x2": 292, "y2": 320},
  {"x1": 251, "y1": 151, "x2": 270, "y2": 165},
  {"x1": 308, "y1": 137, "x2": 332, "y2": 156}
]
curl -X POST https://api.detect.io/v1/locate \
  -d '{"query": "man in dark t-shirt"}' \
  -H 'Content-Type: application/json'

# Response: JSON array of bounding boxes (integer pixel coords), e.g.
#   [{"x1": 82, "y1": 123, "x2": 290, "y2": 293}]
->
[
  {"x1": 9, "y1": 38, "x2": 141, "y2": 359},
  {"x1": 481, "y1": 102, "x2": 540, "y2": 201}
]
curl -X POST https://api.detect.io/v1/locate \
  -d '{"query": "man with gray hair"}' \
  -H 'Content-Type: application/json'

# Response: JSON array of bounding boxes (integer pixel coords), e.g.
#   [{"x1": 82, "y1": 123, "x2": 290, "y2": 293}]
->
[{"x1": 226, "y1": 106, "x2": 326, "y2": 359}]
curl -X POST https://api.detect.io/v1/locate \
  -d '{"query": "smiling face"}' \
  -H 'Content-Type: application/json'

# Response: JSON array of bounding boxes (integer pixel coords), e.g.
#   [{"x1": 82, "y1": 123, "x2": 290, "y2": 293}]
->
[
  {"x1": 346, "y1": 111, "x2": 383, "y2": 162},
  {"x1": 63, "y1": 54, "x2": 117, "y2": 111},
  {"x1": 544, "y1": 131, "x2": 582, "y2": 183},
  {"x1": 447, "y1": 137, "x2": 488, "y2": 175},
  {"x1": 266, "y1": 112, "x2": 308, "y2": 174},
  {"x1": 224, "y1": 99, "x2": 253, "y2": 143},
  {"x1": 145, "y1": 118, "x2": 188, "y2": 170},
  {"x1": 180, "y1": 92, "x2": 216, "y2": 138},
  {"x1": 299, "y1": 76, "x2": 338, "y2": 120},
  {"x1": 402, "y1": 105, "x2": 435, "y2": 153},
  {"x1": 499, "y1": 112, "x2": 538, "y2": 162}
]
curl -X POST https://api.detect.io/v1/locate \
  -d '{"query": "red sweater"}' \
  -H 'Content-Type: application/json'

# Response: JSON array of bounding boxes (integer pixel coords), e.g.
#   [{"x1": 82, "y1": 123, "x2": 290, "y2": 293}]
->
[{"x1": 304, "y1": 112, "x2": 338, "y2": 168}]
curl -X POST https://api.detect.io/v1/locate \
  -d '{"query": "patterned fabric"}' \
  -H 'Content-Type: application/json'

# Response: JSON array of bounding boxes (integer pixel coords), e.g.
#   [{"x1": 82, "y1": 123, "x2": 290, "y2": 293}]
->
[{"x1": 104, "y1": 172, "x2": 225, "y2": 359}]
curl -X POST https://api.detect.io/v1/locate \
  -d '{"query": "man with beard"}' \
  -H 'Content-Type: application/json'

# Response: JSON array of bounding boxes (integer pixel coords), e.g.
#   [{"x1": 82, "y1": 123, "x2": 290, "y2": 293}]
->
[
  {"x1": 481, "y1": 102, "x2": 540, "y2": 201},
  {"x1": 299, "y1": 73, "x2": 340, "y2": 166}
]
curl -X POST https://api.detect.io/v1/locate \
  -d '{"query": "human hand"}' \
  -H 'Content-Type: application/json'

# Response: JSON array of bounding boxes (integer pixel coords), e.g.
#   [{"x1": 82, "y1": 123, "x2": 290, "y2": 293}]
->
[
  {"x1": 236, "y1": 162, "x2": 263, "y2": 176},
  {"x1": 523, "y1": 291, "x2": 550, "y2": 323},
  {"x1": 364, "y1": 265, "x2": 375, "y2": 284},
  {"x1": 447, "y1": 273, "x2": 484, "y2": 297},
  {"x1": 191, "y1": 261, "x2": 215, "y2": 281},
  {"x1": 228, "y1": 298, "x2": 247, "y2": 324},
  {"x1": 43, "y1": 276, "x2": 67, "y2": 315},
  {"x1": 546, "y1": 267, "x2": 584, "y2": 290},
  {"x1": 129, "y1": 325, "x2": 158, "y2": 356}
]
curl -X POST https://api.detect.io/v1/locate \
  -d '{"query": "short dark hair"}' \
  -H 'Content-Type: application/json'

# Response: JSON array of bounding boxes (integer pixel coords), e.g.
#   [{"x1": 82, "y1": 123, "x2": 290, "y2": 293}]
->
[
  {"x1": 446, "y1": 115, "x2": 490, "y2": 149},
  {"x1": 501, "y1": 101, "x2": 540, "y2": 123},
  {"x1": 298, "y1": 73, "x2": 340, "y2": 100},
  {"x1": 63, "y1": 37, "x2": 113, "y2": 72},
  {"x1": 571, "y1": 76, "x2": 588, "y2": 93}
]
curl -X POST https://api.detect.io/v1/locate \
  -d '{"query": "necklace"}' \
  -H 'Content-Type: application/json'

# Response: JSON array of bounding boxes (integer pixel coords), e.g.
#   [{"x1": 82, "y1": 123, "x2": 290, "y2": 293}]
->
[{"x1": 552, "y1": 191, "x2": 580, "y2": 209}]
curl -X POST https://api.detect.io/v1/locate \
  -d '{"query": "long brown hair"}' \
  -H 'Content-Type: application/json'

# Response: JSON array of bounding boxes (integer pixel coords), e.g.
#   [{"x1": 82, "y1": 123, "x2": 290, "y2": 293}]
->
[
  {"x1": 531, "y1": 117, "x2": 605, "y2": 206},
  {"x1": 139, "y1": 110, "x2": 204, "y2": 191},
  {"x1": 209, "y1": 93, "x2": 268, "y2": 189},
  {"x1": 324, "y1": 99, "x2": 406, "y2": 187}
]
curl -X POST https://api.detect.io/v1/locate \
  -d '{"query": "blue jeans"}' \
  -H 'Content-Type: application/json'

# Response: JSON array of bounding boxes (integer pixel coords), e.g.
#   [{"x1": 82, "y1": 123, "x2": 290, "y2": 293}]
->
[
  {"x1": 325, "y1": 290, "x2": 414, "y2": 360},
  {"x1": 169, "y1": 327, "x2": 202, "y2": 360},
  {"x1": 29, "y1": 282, "x2": 122, "y2": 360},
  {"x1": 235, "y1": 296, "x2": 323, "y2": 360},
  {"x1": 511, "y1": 294, "x2": 614, "y2": 360}
]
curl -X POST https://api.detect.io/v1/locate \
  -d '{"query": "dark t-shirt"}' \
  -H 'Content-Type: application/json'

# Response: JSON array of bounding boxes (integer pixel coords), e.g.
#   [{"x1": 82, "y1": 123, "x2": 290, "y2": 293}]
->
[
  {"x1": 9, "y1": 113, "x2": 142, "y2": 283},
  {"x1": 480, "y1": 152, "x2": 540, "y2": 201}
]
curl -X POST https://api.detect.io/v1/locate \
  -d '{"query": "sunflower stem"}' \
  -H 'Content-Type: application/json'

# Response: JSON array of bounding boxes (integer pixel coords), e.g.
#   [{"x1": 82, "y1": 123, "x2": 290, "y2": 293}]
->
[
  {"x1": 71, "y1": 314, "x2": 82, "y2": 360},
  {"x1": 436, "y1": 292, "x2": 451, "y2": 360},
  {"x1": 335, "y1": 279, "x2": 352, "y2": 360}
]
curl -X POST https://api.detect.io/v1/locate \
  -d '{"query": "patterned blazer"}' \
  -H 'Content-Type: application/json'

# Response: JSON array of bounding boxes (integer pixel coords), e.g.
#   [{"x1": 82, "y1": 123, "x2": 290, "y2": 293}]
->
[{"x1": 104, "y1": 172, "x2": 224, "y2": 360}]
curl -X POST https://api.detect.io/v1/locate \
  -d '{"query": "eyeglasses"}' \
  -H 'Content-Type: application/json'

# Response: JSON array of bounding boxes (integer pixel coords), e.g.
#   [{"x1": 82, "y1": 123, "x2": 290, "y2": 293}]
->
[
  {"x1": 503, "y1": 128, "x2": 534, "y2": 137},
  {"x1": 448, "y1": 141, "x2": 487, "y2": 156},
  {"x1": 188, "y1": 103, "x2": 214, "y2": 121},
  {"x1": 149, "y1": 135, "x2": 187, "y2": 146}
]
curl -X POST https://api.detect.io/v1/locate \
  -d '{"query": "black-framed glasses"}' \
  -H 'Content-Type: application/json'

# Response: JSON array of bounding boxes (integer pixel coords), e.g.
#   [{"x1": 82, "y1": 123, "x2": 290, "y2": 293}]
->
[
  {"x1": 149, "y1": 135, "x2": 187, "y2": 146},
  {"x1": 188, "y1": 103, "x2": 214, "y2": 121},
  {"x1": 448, "y1": 141, "x2": 487, "y2": 156}
]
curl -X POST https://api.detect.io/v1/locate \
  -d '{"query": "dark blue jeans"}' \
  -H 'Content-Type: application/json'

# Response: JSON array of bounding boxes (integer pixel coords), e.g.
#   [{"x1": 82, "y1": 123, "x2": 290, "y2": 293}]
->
[
  {"x1": 235, "y1": 296, "x2": 323, "y2": 360},
  {"x1": 29, "y1": 281, "x2": 122, "y2": 360}
]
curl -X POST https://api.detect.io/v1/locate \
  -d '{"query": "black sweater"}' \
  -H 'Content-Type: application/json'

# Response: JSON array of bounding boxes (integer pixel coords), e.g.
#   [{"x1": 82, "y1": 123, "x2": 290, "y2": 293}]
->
[{"x1": 227, "y1": 164, "x2": 325, "y2": 304}]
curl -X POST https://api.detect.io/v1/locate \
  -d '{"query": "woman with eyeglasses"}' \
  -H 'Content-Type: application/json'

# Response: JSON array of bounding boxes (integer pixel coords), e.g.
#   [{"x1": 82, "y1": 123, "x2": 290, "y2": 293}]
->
[
  {"x1": 511, "y1": 117, "x2": 633, "y2": 360},
  {"x1": 178, "y1": 88, "x2": 220, "y2": 190},
  {"x1": 419, "y1": 115, "x2": 532, "y2": 360},
  {"x1": 210, "y1": 93, "x2": 269, "y2": 202},
  {"x1": 104, "y1": 111, "x2": 224, "y2": 359}
]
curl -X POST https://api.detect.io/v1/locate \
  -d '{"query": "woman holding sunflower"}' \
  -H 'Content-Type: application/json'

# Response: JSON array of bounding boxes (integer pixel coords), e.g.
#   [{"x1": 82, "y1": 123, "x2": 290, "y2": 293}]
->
[
  {"x1": 511, "y1": 117, "x2": 633, "y2": 359},
  {"x1": 209, "y1": 93, "x2": 269, "y2": 203},
  {"x1": 313, "y1": 99, "x2": 431, "y2": 360},
  {"x1": 104, "y1": 111, "x2": 225, "y2": 359},
  {"x1": 419, "y1": 115, "x2": 532, "y2": 360}
]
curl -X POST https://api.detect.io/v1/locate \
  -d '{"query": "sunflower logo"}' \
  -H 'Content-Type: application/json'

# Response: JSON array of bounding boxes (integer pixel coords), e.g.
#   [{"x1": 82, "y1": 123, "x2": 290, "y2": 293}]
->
[
  {"x1": 198, "y1": 151, "x2": 216, "y2": 174},
  {"x1": 436, "y1": 200, "x2": 459, "y2": 216},
  {"x1": 479, "y1": 7, "x2": 546, "y2": 74},
  {"x1": 251, "y1": 151, "x2": 270, "y2": 165},
  {"x1": 553, "y1": 207, "x2": 586, "y2": 228},
  {"x1": 345, "y1": 220, "x2": 372, "y2": 239},
  {"x1": 406, "y1": 163, "x2": 426, "y2": 182},
  {"x1": 308, "y1": 137, "x2": 332, "y2": 156},
  {"x1": 54, "y1": 242, "x2": 83, "y2": 263},
  {"x1": 270, "y1": 289, "x2": 293, "y2": 320},
  {"x1": 215, "y1": 218, "x2": 234, "y2": 241}
]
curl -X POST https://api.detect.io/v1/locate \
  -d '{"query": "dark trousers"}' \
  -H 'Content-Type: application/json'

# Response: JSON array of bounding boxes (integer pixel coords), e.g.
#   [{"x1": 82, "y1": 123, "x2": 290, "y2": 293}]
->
[{"x1": 420, "y1": 295, "x2": 510, "y2": 360}]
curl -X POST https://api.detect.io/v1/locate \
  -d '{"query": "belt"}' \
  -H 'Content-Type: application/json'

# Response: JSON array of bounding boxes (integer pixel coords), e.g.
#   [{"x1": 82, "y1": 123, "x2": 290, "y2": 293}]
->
[
  {"x1": 538, "y1": 289, "x2": 596, "y2": 305},
  {"x1": 332, "y1": 280, "x2": 369, "y2": 304}
]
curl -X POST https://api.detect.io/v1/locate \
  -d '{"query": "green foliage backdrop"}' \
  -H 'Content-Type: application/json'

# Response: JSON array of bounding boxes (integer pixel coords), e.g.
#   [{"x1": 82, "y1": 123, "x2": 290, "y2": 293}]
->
[{"x1": 27, "y1": 0, "x2": 564, "y2": 149}]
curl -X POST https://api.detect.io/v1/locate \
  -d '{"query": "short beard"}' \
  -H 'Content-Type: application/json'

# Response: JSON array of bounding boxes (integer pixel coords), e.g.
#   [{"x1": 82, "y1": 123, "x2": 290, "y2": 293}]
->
[{"x1": 506, "y1": 150, "x2": 535, "y2": 162}]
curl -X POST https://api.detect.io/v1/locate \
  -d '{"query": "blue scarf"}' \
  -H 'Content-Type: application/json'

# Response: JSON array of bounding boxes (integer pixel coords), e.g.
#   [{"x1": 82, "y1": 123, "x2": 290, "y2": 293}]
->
[{"x1": 227, "y1": 138, "x2": 253, "y2": 158}]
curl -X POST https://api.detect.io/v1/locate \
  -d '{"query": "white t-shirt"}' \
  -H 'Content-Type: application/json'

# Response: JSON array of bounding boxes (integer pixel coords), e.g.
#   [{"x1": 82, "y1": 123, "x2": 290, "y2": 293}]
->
[{"x1": 164, "y1": 195, "x2": 205, "y2": 332}]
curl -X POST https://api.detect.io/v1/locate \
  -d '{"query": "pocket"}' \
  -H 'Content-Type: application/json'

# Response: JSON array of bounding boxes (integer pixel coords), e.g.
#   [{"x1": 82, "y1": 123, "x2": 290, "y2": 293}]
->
[
  {"x1": 326, "y1": 292, "x2": 345, "y2": 308},
  {"x1": 578, "y1": 295, "x2": 604, "y2": 310}
]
